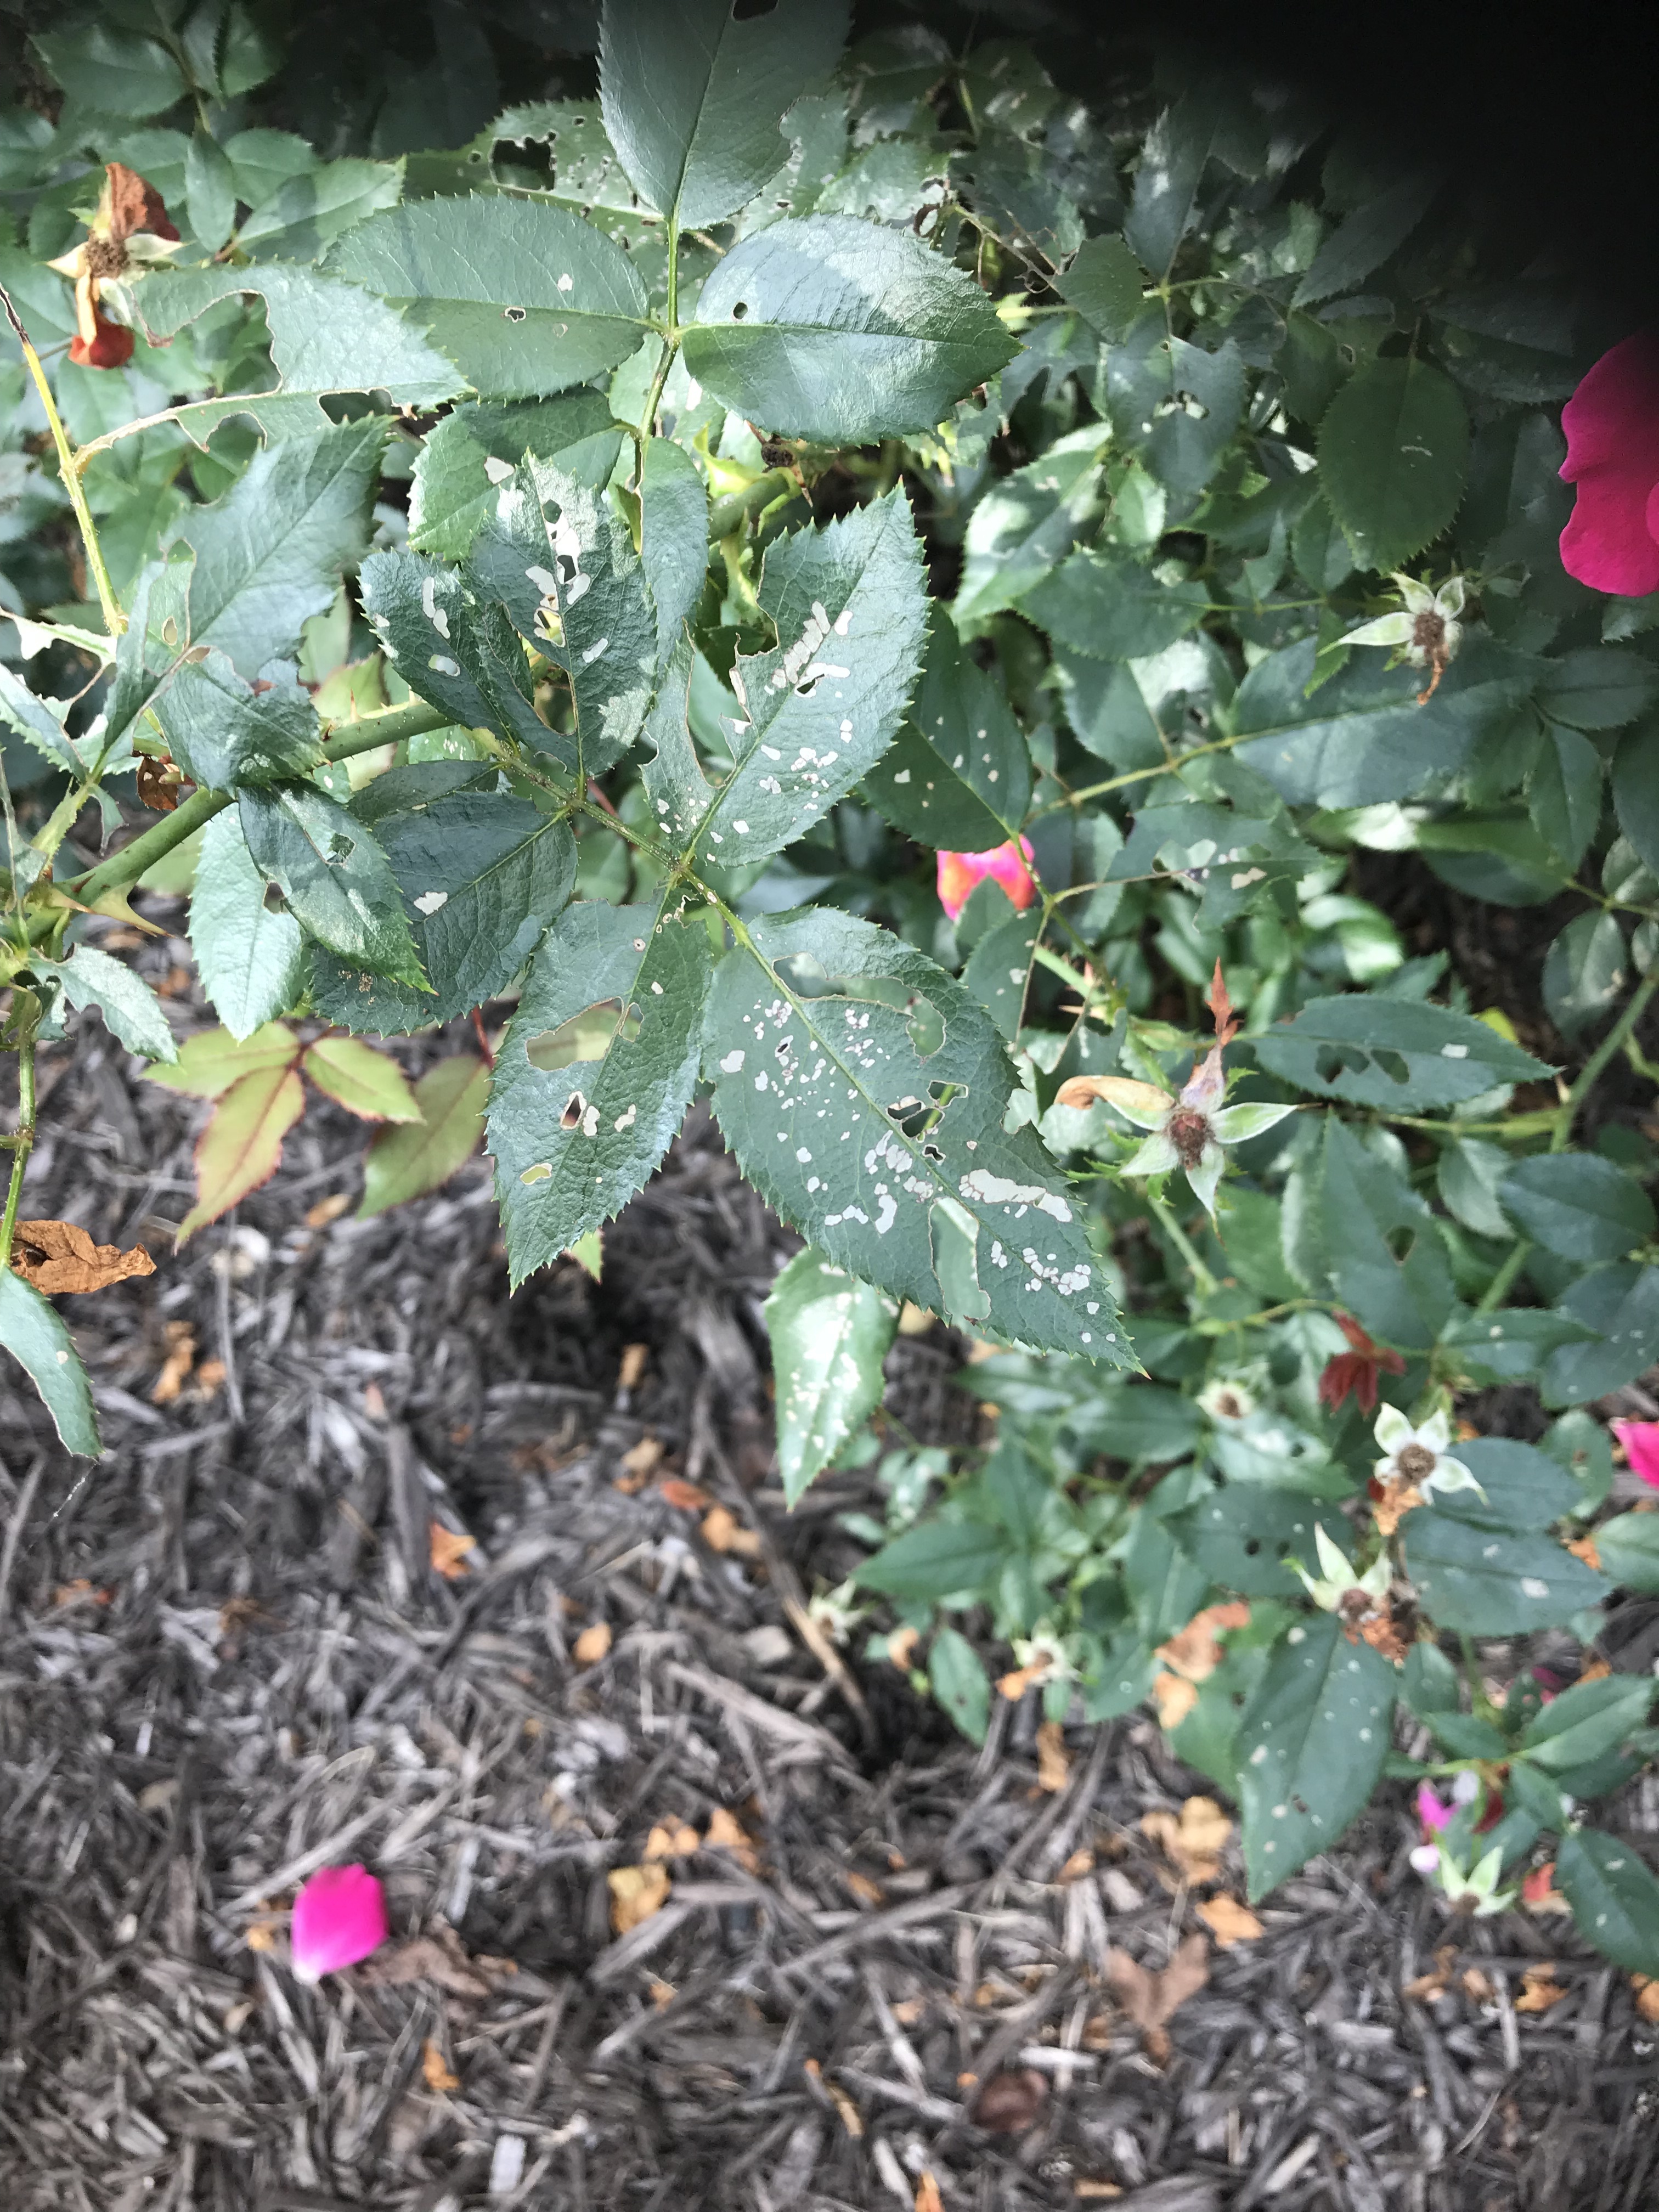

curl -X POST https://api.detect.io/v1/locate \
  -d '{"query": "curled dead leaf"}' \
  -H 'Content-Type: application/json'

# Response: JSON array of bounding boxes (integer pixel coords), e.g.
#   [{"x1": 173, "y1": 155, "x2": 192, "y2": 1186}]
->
[
  {"x1": 617, "y1": 1342, "x2": 648, "y2": 1392},
  {"x1": 1141, "y1": 1796, "x2": 1231, "y2": 1884},
  {"x1": 1156, "y1": 1600, "x2": 1251, "y2": 1685},
  {"x1": 304, "y1": 1192, "x2": 352, "y2": 1228},
  {"x1": 607, "y1": 1862, "x2": 672, "y2": 1935},
  {"x1": 1566, "y1": 1534, "x2": 1602, "y2": 1571},
  {"x1": 701, "y1": 1504, "x2": 760, "y2": 1556},
  {"x1": 888, "y1": 1624, "x2": 921, "y2": 1671},
  {"x1": 1036, "y1": 1719, "x2": 1070, "y2": 1792},
  {"x1": 572, "y1": 1620, "x2": 613, "y2": 1666},
  {"x1": 704, "y1": 1806, "x2": 759, "y2": 1871},
  {"x1": 622, "y1": 1435, "x2": 665, "y2": 1482},
  {"x1": 657, "y1": 1476, "x2": 710, "y2": 1510},
  {"x1": 151, "y1": 1319, "x2": 196, "y2": 1404},
  {"x1": 971, "y1": 2067, "x2": 1048, "y2": 2134},
  {"x1": 421, "y1": 2037, "x2": 459, "y2": 2093},
  {"x1": 1054, "y1": 1074, "x2": 1172, "y2": 1118},
  {"x1": 1197, "y1": 1894, "x2": 1263, "y2": 1947},
  {"x1": 10, "y1": 1218, "x2": 155, "y2": 1296},
  {"x1": 997, "y1": 1660, "x2": 1049, "y2": 1703}
]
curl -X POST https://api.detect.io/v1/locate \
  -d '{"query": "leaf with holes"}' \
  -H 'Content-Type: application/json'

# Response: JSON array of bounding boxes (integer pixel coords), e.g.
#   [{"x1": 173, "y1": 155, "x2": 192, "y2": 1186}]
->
[
  {"x1": 1098, "y1": 314, "x2": 1246, "y2": 494},
  {"x1": 682, "y1": 215, "x2": 1019, "y2": 444},
  {"x1": 309, "y1": 797, "x2": 577, "y2": 1035},
  {"x1": 359, "y1": 548, "x2": 574, "y2": 778},
  {"x1": 600, "y1": 0, "x2": 850, "y2": 229},
  {"x1": 302, "y1": 1037, "x2": 421, "y2": 1122},
  {"x1": 189, "y1": 810, "x2": 306, "y2": 1041},
  {"x1": 1318, "y1": 356, "x2": 1470, "y2": 573},
  {"x1": 654, "y1": 487, "x2": 927, "y2": 868},
  {"x1": 324, "y1": 197, "x2": 652, "y2": 399},
  {"x1": 158, "y1": 653, "x2": 324, "y2": 790},
  {"x1": 180, "y1": 1060, "x2": 307, "y2": 1240},
  {"x1": 471, "y1": 460, "x2": 661, "y2": 776},
  {"x1": 1253, "y1": 994, "x2": 1550, "y2": 1110},
  {"x1": 1311, "y1": 1116, "x2": 1453, "y2": 1352},
  {"x1": 864, "y1": 606, "x2": 1031, "y2": 849},
  {"x1": 238, "y1": 785, "x2": 427, "y2": 988},
  {"x1": 1237, "y1": 1615, "x2": 1396, "y2": 1899},
  {"x1": 703, "y1": 909, "x2": 1128, "y2": 1362},
  {"x1": 488, "y1": 897, "x2": 713, "y2": 1283},
  {"x1": 408, "y1": 394, "x2": 624, "y2": 561},
  {"x1": 765, "y1": 1246, "x2": 898, "y2": 1506},
  {"x1": 0, "y1": 1271, "x2": 101, "y2": 1457},
  {"x1": 358, "y1": 1055, "x2": 490, "y2": 1220}
]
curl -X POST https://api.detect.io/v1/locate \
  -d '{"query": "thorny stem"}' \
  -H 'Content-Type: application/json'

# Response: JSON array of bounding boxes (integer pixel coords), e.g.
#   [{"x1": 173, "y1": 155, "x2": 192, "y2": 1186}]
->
[
  {"x1": 0, "y1": 281, "x2": 124, "y2": 639},
  {"x1": 0, "y1": 1029, "x2": 36, "y2": 1273}
]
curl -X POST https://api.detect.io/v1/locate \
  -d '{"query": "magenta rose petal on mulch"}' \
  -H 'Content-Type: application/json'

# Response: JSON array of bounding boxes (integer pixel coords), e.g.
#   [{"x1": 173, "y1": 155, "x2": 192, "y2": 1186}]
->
[
  {"x1": 1559, "y1": 332, "x2": 1659, "y2": 595},
  {"x1": 290, "y1": 1864, "x2": 390, "y2": 1982}
]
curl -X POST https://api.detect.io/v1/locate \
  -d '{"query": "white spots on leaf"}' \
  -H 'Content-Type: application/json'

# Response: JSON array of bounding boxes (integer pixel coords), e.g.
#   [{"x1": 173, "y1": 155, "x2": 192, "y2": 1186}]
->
[
  {"x1": 557, "y1": 272, "x2": 573, "y2": 291},
  {"x1": 521, "y1": 1161, "x2": 551, "y2": 1185},
  {"x1": 833, "y1": 608, "x2": 851, "y2": 636},
  {"x1": 1441, "y1": 1042, "x2": 1469, "y2": 1058},
  {"x1": 754, "y1": 1071, "x2": 768, "y2": 1091},
  {"x1": 421, "y1": 574, "x2": 451, "y2": 638},
  {"x1": 958, "y1": 1169, "x2": 1073, "y2": 1223},
  {"x1": 733, "y1": 820, "x2": 749, "y2": 834},
  {"x1": 413, "y1": 889, "x2": 449, "y2": 915},
  {"x1": 795, "y1": 1147, "x2": 812, "y2": 1163},
  {"x1": 720, "y1": 1049, "x2": 745, "y2": 1073},
  {"x1": 650, "y1": 980, "x2": 663, "y2": 995},
  {"x1": 1521, "y1": 1577, "x2": 1550, "y2": 1599},
  {"x1": 483, "y1": 455, "x2": 515, "y2": 484},
  {"x1": 579, "y1": 635, "x2": 609, "y2": 665},
  {"x1": 613, "y1": 1103, "x2": 637, "y2": 1133},
  {"x1": 429, "y1": 653, "x2": 460, "y2": 676}
]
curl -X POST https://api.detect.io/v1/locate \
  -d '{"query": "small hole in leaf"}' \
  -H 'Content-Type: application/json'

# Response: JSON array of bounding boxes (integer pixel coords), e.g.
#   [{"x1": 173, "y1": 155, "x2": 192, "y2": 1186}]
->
[
  {"x1": 262, "y1": 882, "x2": 287, "y2": 913},
  {"x1": 1243, "y1": 1537, "x2": 1261, "y2": 1556},
  {"x1": 1386, "y1": 1227, "x2": 1416, "y2": 1263},
  {"x1": 1374, "y1": 1048, "x2": 1409, "y2": 1083},
  {"x1": 560, "y1": 1090, "x2": 587, "y2": 1131},
  {"x1": 731, "y1": 301, "x2": 749, "y2": 320},
  {"x1": 327, "y1": 833, "x2": 354, "y2": 864},
  {"x1": 732, "y1": 0, "x2": 780, "y2": 16},
  {"x1": 504, "y1": 305, "x2": 527, "y2": 323},
  {"x1": 526, "y1": 999, "x2": 642, "y2": 1071},
  {"x1": 1314, "y1": 1042, "x2": 1367, "y2": 1084}
]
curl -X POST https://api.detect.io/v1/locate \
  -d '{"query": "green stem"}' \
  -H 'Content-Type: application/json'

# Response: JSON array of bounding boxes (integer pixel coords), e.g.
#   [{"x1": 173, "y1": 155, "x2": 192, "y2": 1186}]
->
[
  {"x1": 63, "y1": 698, "x2": 450, "y2": 913},
  {"x1": 634, "y1": 221, "x2": 681, "y2": 467},
  {"x1": 0, "y1": 282, "x2": 123, "y2": 637},
  {"x1": 706, "y1": 467, "x2": 799, "y2": 539},
  {"x1": 1148, "y1": 1193, "x2": 1218, "y2": 1297},
  {"x1": 0, "y1": 1029, "x2": 36, "y2": 1273},
  {"x1": 1554, "y1": 967, "x2": 1659, "y2": 1150},
  {"x1": 1475, "y1": 1239, "x2": 1531, "y2": 1315}
]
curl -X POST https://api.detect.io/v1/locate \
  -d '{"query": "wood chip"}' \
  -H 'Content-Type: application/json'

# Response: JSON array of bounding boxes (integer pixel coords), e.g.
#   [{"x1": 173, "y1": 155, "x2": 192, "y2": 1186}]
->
[
  {"x1": 607, "y1": 1863, "x2": 672, "y2": 1935},
  {"x1": 572, "y1": 1620, "x2": 613, "y2": 1666},
  {"x1": 1036, "y1": 1720, "x2": 1070, "y2": 1792},
  {"x1": 421, "y1": 2037, "x2": 459, "y2": 2092},
  {"x1": 1141, "y1": 1797, "x2": 1231, "y2": 1884},
  {"x1": 1196, "y1": 1894, "x2": 1262, "y2": 1947}
]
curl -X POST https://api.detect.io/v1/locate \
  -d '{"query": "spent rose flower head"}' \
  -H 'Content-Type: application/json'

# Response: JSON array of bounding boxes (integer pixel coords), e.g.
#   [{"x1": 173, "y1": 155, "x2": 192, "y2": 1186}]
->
[
  {"x1": 1373, "y1": 1404, "x2": 1485, "y2": 1504},
  {"x1": 936, "y1": 837, "x2": 1036, "y2": 922},
  {"x1": 290, "y1": 1863, "x2": 388, "y2": 1982},
  {"x1": 46, "y1": 161, "x2": 181, "y2": 370},
  {"x1": 1558, "y1": 333, "x2": 1659, "y2": 596},
  {"x1": 1053, "y1": 962, "x2": 1295, "y2": 1216},
  {"x1": 1346, "y1": 573, "x2": 1467, "y2": 701},
  {"x1": 1612, "y1": 1418, "x2": 1659, "y2": 1489}
]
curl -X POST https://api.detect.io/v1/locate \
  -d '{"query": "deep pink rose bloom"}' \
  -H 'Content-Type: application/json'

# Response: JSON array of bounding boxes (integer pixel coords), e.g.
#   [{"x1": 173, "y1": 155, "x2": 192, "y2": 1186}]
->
[
  {"x1": 1613, "y1": 1418, "x2": 1659, "y2": 1489},
  {"x1": 291, "y1": 1863, "x2": 388, "y2": 1982},
  {"x1": 1558, "y1": 333, "x2": 1659, "y2": 596},
  {"x1": 936, "y1": 837, "x2": 1037, "y2": 922},
  {"x1": 1415, "y1": 1781, "x2": 1453, "y2": 1835}
]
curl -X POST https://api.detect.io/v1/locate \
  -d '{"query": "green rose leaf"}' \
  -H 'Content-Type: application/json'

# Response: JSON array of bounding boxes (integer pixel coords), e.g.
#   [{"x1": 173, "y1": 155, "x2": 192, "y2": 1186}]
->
[
  {"x1": 682, "y1": 215, "x2": 1019, "y2": 443},
  {"x1": 600, "y1": 0, "x2": 850, "y2": 229},
  {"x1": 856, "y1": 1517, "x2": 1008, "y2": 1602},
  {"x1": 929, "y1": 1624, "x2": 991, "y2": 1743},
  {"x1": 1173, "y1": 1487, "x2": 1355, "y2": 1600},
  {"x1": 1402, "y1": 1514, "x2": 1607, "y2": 1634},
  {"x1": 358, "y1": 1054, "x2": 490, "y2": 1220},
  {"x1": 0, "y1": 1271, "x2": 101, "y2": 1458},
  {"x1": 32, "y1": 946, "x2": 177, "y2": 1065},
  {"x1": 1594, "y1": 1513, "x2": 1659, "y2": 1595},
  {"x1": 325, "y1": 197, "x2": 652, "y2": 399},
  {"x1": 704, "y1": 909, "x2": 1128, "y2": 1363},
  {"x1": 1499, "y1": 1153, "x2": 1657, "y2": 1264},
  {"x1": 863, "y1": 605, "x2": 1031, "y2": 849},
  {"x1": 238, "y1": 783, "x2": 428, "y2": 988},
  {"x1": 764, "y1": 1247, "x2": 898, "y2": 1506},
  {"x1": 1556, "y1": 1829, "x2": 1659, "y2": 1977},
  {"x1": 1517, "y1": 1676, "x2": 1654, "y2": 1774},
  {"x1": 1254, "y1": 993, "x2": 1550, "y2": 1109},
  {"x1": 159, "y1": 653, "x2": 324, "y2": 790},
  {"x1": 1317, "y1": 356, "x2": 1470, "y2": 573},
  {"x1": 309, "y1": 796, "x2": 577, "y2": 1035},
  {"x1": 1015, "y1": 546, "x2": 1209, "y2": 661},
  {"x1": 1056, "y1": 234, "x2": 1146, "y2": 341},
  {"x1": 408, "y1": 396, "x2": 624, "y2": 561},
  {"x1": 487, "y1": 897, "x2": 713, "y2": 1283},
  {"x1": 1237, "y1": 1615, "x2": 1396, "y2": 1900},
  {"x1": 189, "y1": 809, "x2": 306, "y2": 1041}
]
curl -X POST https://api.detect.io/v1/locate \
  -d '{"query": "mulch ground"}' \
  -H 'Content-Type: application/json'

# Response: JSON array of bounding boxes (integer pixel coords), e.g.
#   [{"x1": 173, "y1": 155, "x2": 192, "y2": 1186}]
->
[{"x1": 5, "y1": 910, "x2": 1659, "y2": 2212}]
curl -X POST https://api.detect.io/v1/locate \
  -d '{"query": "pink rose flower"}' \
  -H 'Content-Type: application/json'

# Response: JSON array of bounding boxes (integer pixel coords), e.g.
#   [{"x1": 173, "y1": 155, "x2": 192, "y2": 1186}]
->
[
  {"x1": 1613, "y1": 1418, "x2": 1659, "y2": 1488},
  {"x1": 936, "y1": 837, "x2": 1037, "y2": 923},
  {"x1": 1558, "y1": 333, "x2": 1659, "y2": 596},
  {"x1": 1415, "y1": 1781, "x2": 1453, "y2": 1835},
  {"x1": 290, "y1": 1864, "x2": 388, "y2": 1982}
]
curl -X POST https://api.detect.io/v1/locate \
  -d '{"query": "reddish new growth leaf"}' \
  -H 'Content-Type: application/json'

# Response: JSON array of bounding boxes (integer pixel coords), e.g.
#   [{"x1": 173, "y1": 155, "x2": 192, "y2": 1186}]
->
[
  {"x1": 1204, "y1": 958, "x2": 1240, "y2": 1049},
  {"x1": 1320, "y1": 1312, "x2": 1406, "y2": 1417}
]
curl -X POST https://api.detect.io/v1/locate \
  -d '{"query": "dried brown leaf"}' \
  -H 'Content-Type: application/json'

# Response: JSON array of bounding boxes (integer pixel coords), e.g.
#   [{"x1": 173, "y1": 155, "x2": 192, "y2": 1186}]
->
[
  {"x1": 644, "y1": 1821, "x2": 700, "y2": 1861},
  {"x1": 972, "y1": 2067, "x2": 1048, "y2": 2134},
  {"x1": 1156, "y1": 1600, "x2": 1251, "y2": 1685},
  {"x1": 1105, "y1": 1933, "x2": 1209, "y2": 2062},
  {"x1": 420, "y1": 2038, "x2": 459, "y2": 2093},
  {"x1": 1197, "y1": 1894, "x2": 1263, "y2": 1946},
  {"x1": 607, "y1": 1862, "x2": 671, "y2": 1934},
  {"x1": 572, "y1": 1620, "x2": 613, "y2": 1666},
  {"x1": 914, "y1": 2174, "x2": 944, "y2": 2212},
  {"x1": 1149, "y1": 1672, "x2": 1199, "y2": 1730},
  {"x1": 1141, "y1": 1796, "x2": 1231, "y2": 1883},
  {"x1": 1515, "y1": 1966, "x2": 1569, "y2": 2013},
  {"x1": 888, "y1": 1624, "x2": 921, "y2": 1670},
  {"x1": 1058, "y1": 1848, "x2": 1096, "y2": 1884},
  {"x1": 1632, "y1": 1974, "x2": 1659, "y2": 2022},
  {"x1": 151, "y1": 1319, "x2": 196, "y2": 1404},
  {"x1": 11, "y1": 1218, "x2": 155, "y2": 1297},
  {"x1": 617, "y1": 1342, "x2": 648, "y2": 1391},
  {"x1": 359, "y1": 1926, "x2": 509, "y2": 2000},
  {"x1": 429, "y1": 1522, "x2": 476, "y2": 1580},
  {"x1": 701, "y1": 1505, "x2": 760, "y2": 1556},
  {"x1": 657, "y1": 1476, "x2": 710, "y2": 1510},
  {"x1": 1036, "y1": 1719, "x2": 1071, "y2": 1792},
  {"x1": 704, "y1": 1805, "x2": 759, "y2": 1871}
]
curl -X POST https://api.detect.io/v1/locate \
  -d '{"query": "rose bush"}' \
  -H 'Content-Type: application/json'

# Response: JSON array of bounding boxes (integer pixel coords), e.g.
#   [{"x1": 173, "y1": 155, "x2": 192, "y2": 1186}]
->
[{"x1": 3, "y1": 4, "x2": 1659, "y2": 1981}]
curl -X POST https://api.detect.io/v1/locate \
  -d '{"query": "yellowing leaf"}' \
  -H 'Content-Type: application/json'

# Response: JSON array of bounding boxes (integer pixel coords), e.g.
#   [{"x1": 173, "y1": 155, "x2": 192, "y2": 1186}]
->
[
  {"x1": 303, "y1": 1035, "x2": 421, "y2": 1121},
  {"x1": 1197, "y1": 1894, "x2": 1263, "y2": 1946},
  {"x1": 179, "y1": 1063, "x2": 306, "y2": 1240},
  {"x1": 421, "y1": 2037, "x2": 459, "y2": 2092},
  {"x1": 566, "y1": 1227, "x2": 603, "y2": 1279},
  {"x1": 573, "y1": 1620, "x2": 612, "y2": 1666},
  {"x1": 357, "y1": 1054, "x2": 489, "y2": 1219},
  {"x1": 145, "y1": 1022, "x2": 298, "y2": 1099},
  {"x1": 608, "y1": 1861, "x2": 671, "y2": 1934}
]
